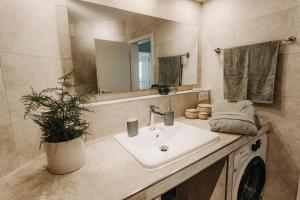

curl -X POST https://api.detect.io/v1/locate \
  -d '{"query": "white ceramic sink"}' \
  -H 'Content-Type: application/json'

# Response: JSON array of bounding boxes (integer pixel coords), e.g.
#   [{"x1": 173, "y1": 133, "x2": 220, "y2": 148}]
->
[{"x1": 114, "y1": 121, "x2": 219, "y2": 169}]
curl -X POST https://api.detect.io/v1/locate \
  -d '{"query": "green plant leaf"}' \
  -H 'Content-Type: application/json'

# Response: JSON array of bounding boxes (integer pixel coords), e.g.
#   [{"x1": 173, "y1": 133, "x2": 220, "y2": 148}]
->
[{"x1": 21, "y1": 72, "x2": 94, "y2": 143}]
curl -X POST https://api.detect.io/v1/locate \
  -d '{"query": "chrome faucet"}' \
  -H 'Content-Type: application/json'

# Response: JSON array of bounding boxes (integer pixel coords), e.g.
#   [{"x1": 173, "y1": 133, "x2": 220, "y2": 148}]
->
[{"x1": 149, "y1": 105, "x2": 166, "y2": 130}]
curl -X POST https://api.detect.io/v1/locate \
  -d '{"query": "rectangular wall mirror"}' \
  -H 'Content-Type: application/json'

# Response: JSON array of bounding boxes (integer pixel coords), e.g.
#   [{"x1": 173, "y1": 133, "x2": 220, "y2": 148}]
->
[{"x1": 67, "y1": 0, "x2": 199, "y2": 95}]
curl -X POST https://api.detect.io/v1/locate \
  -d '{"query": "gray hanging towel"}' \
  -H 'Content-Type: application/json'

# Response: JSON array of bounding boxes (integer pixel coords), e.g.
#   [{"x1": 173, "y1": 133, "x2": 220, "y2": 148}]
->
[
  {"x1": 247, "y1": 41, "x2": 280, "y2": 103},
  {"x1": 224, "y1": 41, "x2": 280, "y2": 104},
  {"x1": 224, "y1": 46, "x2": 249, "y2": 101},
  {"x1": 158, "y1": 56, "x2": 182, "y2": 86}
]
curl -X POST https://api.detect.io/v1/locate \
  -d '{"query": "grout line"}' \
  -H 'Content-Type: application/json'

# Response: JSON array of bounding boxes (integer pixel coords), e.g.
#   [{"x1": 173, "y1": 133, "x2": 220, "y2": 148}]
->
[
  {"x1": 0, "y1": 65, "x2": 13, "y2": 125},
  {"x1": 0, "y1": 49, "x2": 70, "y2": 60}
]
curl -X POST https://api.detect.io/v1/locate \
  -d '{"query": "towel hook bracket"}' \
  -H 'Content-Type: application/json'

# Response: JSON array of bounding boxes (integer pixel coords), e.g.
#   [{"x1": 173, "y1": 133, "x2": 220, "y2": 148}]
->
[
  {"x1": 182, "y1": 52, "x2": 190, "y2": 58},
  {"x1": 214, "y1": 48, "x2": 221, "y2": 54},
  {"x1": 285, "y1": 36, "x2": 297, "y2": 43}
]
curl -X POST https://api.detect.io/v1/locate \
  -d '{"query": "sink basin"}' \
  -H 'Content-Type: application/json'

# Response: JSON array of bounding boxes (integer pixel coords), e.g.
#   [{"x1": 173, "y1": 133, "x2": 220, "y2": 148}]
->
[{"x1": 114, "y1": 121, "x2": 219, "y2": 169}]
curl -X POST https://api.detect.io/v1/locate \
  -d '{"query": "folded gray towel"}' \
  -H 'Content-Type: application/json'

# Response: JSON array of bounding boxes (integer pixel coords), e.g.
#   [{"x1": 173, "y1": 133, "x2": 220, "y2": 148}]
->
[
  {"x1": 209, "y1": 100, "x2": 260, "y2": 136},
  {"x1": 158, "y1": 56, "x2": 182, "y2": 86},
  {"x1": 224, "y1": 41, "x2": 280, "y2": 104}
]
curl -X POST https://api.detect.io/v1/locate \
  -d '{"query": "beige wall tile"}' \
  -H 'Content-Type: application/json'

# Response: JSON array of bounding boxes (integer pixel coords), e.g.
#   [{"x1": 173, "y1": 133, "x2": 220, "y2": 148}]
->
[
  {"x1": 0, "y1": 68, "x2": 10, "y2": 127},
  {"x1": 201, "y1": 7, "x2": 300, "y2": 56},
  {"x1": 257, "y1": 98, "x2": 300, "y2": 170},
  {"x1": 55, "y1": 0, "x2": 66, "y2": 7},
  {"x1": 169, "y1": 93, "x2": 199, "y2": 117},
  {"x1": 284, "y1": 97, "x2": 300, "y2": 120},
  {"x1": 12, "y1": 120, "x2": 42, "y2": 166},
  {"x1": 0, "y1": 0, "x2": 61, "y2": 58},
  {"x1": 279, "y1": 53, "x2": 300, "y2": 98},
  {"x1": 268, "y1": 116, "x2": 300, "y2": 170},
  {"x1": 263, "y1": 129, "x2": 299, "y2": 200},
  {"x1": 61, "y1": 58, "x2": 74, "y2": 75},
  {"x1": 276, "y1": 53, "x2": 300, "y2": 98},
  {"x1": 55, "y1": 5, "x2": 72, "y2": 59},
  {"x1": 201, "y1": 0, "x2": 298, "y2": 30},
  {"x1": 0, "y1": 52, "x2": 64, "y2": 123},
  {"x1": 209, "y1": 90, "x2": 224, "y2": 104},
  {"x1": 200, "y1": 59, "x2": 223, "y2": 92},
  {"x1": 0, "y1": 124, "x2": 18, "y2": 179}
]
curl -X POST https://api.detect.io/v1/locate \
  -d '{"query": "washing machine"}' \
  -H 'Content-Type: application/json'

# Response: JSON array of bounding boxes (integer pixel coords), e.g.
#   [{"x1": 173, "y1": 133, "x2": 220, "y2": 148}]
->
[{"x1": 232, "y1": 134, "x2": 268, "y2": 200}]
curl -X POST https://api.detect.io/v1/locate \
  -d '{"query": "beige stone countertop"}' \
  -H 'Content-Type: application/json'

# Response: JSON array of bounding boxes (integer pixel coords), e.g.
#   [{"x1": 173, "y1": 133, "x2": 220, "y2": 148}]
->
[{"x1": 0, "y1": 118, "x2": 271, "y2": 200}]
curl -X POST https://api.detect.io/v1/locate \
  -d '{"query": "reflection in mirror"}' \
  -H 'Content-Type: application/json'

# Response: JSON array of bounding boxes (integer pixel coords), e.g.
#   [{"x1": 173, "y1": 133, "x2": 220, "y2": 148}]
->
[
  {"x1": 129, "y1": 36, "x2": 153, "y2": 91},
  {"x1": 67, "y1": 0, "x2": 199, "y2": 94},
  {"x1": 95, "y1": 35, "x2": 153, "y2": 94}
]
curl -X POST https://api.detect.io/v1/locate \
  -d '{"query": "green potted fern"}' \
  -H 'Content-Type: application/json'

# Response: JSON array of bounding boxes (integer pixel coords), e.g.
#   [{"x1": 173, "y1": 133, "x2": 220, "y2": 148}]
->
[{"x1": 21, "y1": 73, "x2": 93, "y2": 174}]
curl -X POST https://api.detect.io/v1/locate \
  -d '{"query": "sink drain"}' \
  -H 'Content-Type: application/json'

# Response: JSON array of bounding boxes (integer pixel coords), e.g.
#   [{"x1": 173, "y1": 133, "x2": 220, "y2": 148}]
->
[{"x1": 159, "y1": 145, "x2": 169, "y2": 152}]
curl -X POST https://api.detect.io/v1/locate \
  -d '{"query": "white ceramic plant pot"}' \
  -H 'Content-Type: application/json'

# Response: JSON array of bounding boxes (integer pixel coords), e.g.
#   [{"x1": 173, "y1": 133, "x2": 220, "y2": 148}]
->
[{"x1": 45, "y1": 137, "x2": 85, "y2": 175}]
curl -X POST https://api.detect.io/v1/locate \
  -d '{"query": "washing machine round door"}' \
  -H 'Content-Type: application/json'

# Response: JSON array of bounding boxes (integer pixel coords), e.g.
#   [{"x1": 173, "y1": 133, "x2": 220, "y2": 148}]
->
[{"x1": 238, "y1": 156, "x2": 266, "y2": 200}]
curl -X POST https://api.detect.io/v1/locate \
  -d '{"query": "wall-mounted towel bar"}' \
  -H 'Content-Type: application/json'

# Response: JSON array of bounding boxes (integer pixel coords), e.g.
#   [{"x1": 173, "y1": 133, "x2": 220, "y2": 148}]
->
[
  {"x1": 157, "y1": 53, "x2": 190, "y2": 59},
  {"x1": 214, "y1": 36, "x2": 297, "y2": 54}
]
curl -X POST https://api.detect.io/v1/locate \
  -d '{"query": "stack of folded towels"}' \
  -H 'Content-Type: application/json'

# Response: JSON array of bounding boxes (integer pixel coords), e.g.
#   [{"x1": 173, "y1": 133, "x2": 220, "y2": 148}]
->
[{"x1": 209, "y1": 100, "x2": 262, "y2": 136}]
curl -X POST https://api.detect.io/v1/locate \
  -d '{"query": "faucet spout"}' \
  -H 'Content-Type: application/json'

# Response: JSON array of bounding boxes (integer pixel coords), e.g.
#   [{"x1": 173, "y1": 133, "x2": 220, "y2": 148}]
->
[{"x1": 149, "y1": 105, "x2": 165, "y2": 130}]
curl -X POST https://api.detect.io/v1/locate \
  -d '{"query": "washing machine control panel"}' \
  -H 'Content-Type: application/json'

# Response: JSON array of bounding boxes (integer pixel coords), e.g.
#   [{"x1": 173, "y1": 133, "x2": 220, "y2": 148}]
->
[{"x1": 251, "y1": 139, "x2": 261, "y2": 151}]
